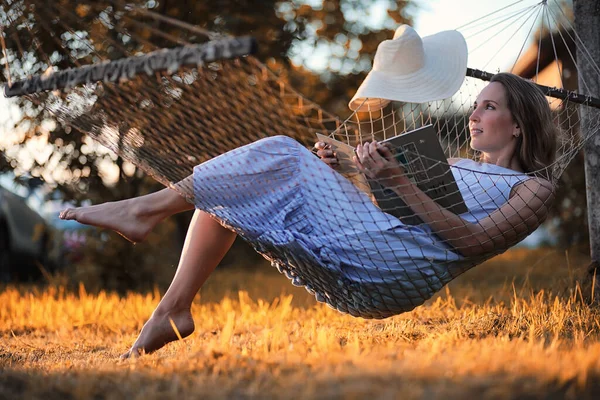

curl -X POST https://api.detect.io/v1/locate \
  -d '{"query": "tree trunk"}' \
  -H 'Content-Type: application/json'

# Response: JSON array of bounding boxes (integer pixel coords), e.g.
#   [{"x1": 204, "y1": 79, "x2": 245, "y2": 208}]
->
[{"x1": 574, "y1": 0, "x2": 600, "y2": 276}]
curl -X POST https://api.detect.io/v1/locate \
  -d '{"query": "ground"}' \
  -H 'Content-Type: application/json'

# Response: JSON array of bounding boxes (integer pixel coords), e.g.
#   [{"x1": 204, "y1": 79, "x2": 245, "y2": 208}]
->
[{"x1": 1, "y1": 247, "x2": 600, "y2": 399}]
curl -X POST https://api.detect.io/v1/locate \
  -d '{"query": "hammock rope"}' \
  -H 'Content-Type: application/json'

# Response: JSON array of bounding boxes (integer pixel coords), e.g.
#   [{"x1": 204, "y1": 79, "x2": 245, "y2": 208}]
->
[
  {"x1": 466, "y1": 68, "x2": 600, "y2": 108},
  {"x1": 3, "y1": 36, "x2": 258, "y2": 97},
  {"x1": 1, "y1": 0, "x2": 599, "y2": 318}
]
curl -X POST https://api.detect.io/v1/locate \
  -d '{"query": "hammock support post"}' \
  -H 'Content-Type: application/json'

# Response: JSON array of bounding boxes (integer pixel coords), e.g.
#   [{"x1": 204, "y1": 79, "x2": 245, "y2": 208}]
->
[{"x1": 574, "y1": 0, "x2": 600, "y2": 277}]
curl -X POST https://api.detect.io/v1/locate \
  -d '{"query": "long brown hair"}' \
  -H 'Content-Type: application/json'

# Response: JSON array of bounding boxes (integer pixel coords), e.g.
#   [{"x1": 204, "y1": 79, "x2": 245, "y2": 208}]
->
[{"x1": 489, "y1": 73, "x2": 558, "y2": 177}]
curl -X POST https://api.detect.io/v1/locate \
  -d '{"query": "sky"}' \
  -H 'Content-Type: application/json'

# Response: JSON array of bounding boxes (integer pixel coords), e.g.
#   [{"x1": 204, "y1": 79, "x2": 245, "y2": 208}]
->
[
  {"x1": 292, "y1": 0, "x2": 563, "y2": 74},
  {"x1": 415, "y1": 0, "x2": 507, "y2": 35},
  {"x1": 414, "y1": 0, "x2": 557, "y2": 72}
]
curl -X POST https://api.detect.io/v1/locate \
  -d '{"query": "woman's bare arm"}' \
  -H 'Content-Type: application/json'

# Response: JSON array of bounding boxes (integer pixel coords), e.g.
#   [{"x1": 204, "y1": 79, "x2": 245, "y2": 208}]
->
[
  {"x1": 389, "y1": 177, "x2": 554, "y2": 257},
  {"x1": 355, "y1": 141, "x2": 555, "y2": 258}
]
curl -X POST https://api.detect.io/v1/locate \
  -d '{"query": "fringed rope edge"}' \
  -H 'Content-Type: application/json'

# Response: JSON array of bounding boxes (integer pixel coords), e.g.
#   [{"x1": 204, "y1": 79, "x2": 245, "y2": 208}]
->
[{"x1": 3, "y1": 36, "x2": 258, "y2": 97}]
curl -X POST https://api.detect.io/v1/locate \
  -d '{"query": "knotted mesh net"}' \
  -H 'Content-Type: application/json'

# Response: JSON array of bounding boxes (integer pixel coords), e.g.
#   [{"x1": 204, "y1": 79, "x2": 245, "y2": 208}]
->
[{"x1": 2, "y1": 0, "x2": 599, "y2": 317}]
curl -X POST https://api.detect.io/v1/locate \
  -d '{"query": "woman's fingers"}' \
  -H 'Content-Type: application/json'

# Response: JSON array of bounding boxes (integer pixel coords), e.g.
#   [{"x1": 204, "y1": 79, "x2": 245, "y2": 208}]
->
[
  {"x1": 359, "y1": 141, "x2": 384, "y2": 166},
  {"x1": 318, "y1": 149, "x2": 338, "y2": 164},
  {"x1": 314, "y1": 142, "x2": 332, "y2": 157},
  {"x1": 357, "y1": 142, "x2": 373, "y2": 161},
  {"x1": 368, "y1": 141, "x2": 381, "y2": 158},
  {"x1": 356, "y1": 142, "x2": 370, "y2": 166},
  {"x1": 316, "y1": 148, "x2": 333, "y2": 158},
  {"x1": 356, "y1": 143, "x2": 379, "y2": 178},
  {"x1": 353, "y1": 155, "x2": 366, "y2": 173},
  {"x1": 321, "y1": 157, "x2": 339, "y2": 166},
  {"x1": 377, "y1": 143, "x2": 394, "y2": 160},
  {"x1": 314, "y1": 142, "x2": 339, "y2": 168}
]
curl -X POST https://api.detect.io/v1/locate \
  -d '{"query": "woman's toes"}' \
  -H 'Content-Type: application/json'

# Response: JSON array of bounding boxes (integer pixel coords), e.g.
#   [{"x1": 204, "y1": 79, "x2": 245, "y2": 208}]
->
[
  {"x1": 120, "y1": 348, "x2": 143, "y2": 359},
  {"x1": 118, "y1": 311, "x2": 194, "y2": 359},
  {"x1": 60, "y1": 208, "x2": 78, "y2": 221}
]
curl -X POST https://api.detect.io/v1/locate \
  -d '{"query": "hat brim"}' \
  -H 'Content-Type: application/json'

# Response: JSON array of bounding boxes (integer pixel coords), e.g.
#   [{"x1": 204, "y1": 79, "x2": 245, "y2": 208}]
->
[{"x1": 349, "y1": 30, "x2": 468, "y2": 111}]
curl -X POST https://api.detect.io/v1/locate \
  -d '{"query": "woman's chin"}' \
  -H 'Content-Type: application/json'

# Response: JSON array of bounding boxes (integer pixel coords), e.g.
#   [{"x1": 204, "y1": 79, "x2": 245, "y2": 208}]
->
[
  {"x1": 469, "y1": 140, "x2": 480, "y2": 152},
  {"x1": 469, "y1": 137, "x2": 488, "y2": 153}
]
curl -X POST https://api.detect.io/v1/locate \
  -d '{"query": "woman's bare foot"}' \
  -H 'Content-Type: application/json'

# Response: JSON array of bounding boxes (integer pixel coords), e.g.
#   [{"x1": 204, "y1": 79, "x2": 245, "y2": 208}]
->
[
  {"x1": 60, "y1": 188, "x2": 194, "y2": 243},
  {"x1": 60, "y1": 195, "x2": 172, "y2": 243},
  {"x1": 121, "y1": 309, "x2": 195, "y2": 358}
]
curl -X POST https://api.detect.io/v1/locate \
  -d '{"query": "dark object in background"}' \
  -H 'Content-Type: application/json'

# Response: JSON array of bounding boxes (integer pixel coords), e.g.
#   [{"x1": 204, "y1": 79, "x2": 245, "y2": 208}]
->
[{"x1": 0, "y1": 186, "x2": 55, "y2": 282}]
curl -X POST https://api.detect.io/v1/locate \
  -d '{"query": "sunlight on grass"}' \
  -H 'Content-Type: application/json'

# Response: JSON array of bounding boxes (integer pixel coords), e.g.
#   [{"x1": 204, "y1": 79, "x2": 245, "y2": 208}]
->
[{"x1": 1, "y1": 248, "x2": 600, "y2": 399}]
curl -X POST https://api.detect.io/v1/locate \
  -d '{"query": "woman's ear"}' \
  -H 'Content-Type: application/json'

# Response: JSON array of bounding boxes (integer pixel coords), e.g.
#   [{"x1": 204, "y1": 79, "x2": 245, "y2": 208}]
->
[{"x1": 514, "y1": 125, "x2": 521, "y2": 138}]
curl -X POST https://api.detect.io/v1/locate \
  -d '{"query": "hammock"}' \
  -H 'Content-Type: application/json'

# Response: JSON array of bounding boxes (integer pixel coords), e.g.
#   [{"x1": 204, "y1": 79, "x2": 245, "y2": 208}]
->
[{"x1": 2, "y1": 0, "x2": 599, "y2": 318}]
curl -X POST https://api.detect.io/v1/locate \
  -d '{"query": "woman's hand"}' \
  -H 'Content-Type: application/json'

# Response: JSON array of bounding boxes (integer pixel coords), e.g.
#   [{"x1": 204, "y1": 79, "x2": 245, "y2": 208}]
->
[
  {"x1": 354, "y1": 141, "x2": 407, "y2": 188},
  {"x1": 314, "y1": 142, "x2": 339, "y2": 169}
]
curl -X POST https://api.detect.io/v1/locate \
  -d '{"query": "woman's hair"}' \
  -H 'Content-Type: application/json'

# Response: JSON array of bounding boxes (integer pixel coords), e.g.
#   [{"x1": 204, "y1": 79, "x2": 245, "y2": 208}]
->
[{"x1": 489, "y1": 72, "x2": 558, "y2": 177}]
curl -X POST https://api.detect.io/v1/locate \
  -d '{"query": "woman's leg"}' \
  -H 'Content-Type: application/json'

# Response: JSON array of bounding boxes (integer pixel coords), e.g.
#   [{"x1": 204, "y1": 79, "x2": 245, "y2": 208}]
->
[
  {"x1": 59, "y1": 187, "x2": 194, "y2": 242},
  {"x1": 122, "y1": 210, "x2": 237, "y2": 358},
  {"x1": 60, "y1": 182, "x2": 238, "y2": 356}
]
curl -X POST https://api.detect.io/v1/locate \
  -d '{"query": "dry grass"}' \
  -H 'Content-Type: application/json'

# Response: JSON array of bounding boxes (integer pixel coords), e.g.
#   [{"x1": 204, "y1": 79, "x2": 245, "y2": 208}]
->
[{"x1": 2, "y1": 247, "x2": 600, "y2": 399}]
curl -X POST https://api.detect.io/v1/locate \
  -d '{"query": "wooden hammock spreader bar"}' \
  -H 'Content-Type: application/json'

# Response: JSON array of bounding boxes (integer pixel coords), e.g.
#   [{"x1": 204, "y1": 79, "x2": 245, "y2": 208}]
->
[
  {"x1": 3, "y1": 36, "x2": 258, "y2": 98},
  {"x1": 467, "y1": 67, "x2": 600, "y2": 110}
]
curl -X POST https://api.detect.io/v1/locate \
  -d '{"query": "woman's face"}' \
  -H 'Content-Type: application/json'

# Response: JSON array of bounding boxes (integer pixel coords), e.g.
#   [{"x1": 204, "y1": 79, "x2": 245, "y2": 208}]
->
[{"x1": 469, "y1": 82, "x2": 519, "y2": 154}]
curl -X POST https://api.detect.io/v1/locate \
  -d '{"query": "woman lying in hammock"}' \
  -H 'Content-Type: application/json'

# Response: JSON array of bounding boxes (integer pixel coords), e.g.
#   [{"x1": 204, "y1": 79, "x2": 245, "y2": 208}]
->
[
  {"x1": 60, "y1": 23, "x2": 558, "y2": 355},
  {"x1": 59, "y1": 70, "x2": 557, "y2": 358}
]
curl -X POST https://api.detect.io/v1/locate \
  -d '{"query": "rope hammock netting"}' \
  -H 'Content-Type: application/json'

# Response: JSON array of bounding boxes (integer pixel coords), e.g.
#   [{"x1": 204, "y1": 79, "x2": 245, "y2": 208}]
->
[{"x1": 2, "y1": 0, "x2": 600, "y2": 318}]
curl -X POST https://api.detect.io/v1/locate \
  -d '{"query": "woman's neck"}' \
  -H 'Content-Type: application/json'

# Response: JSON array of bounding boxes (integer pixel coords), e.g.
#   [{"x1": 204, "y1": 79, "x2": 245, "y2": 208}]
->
[{"x1": 480, "y1": 151, "x2": 523, "y2": 172}]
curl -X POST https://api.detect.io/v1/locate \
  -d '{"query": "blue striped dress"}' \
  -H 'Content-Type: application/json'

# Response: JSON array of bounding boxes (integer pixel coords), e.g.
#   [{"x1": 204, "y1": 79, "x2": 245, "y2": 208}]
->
[{"x1": 193, "y1": 135, "x2": 530, "y2": 318}]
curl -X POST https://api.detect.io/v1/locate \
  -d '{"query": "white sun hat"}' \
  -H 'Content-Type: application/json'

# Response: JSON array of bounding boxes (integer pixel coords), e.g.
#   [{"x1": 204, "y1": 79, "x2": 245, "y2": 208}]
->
[{"x1": 348, "y1": 25, "x2": 468, "y2": 111}]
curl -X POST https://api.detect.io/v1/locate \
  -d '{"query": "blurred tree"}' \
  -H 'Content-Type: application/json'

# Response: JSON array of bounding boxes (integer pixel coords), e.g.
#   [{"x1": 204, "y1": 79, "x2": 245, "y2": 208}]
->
[
  {"x1": 0, "y1": 0, "x2": 416, "y2": 290},
  {"x1": 0, "y1": 0, "x2": 417, "y2": 196}
]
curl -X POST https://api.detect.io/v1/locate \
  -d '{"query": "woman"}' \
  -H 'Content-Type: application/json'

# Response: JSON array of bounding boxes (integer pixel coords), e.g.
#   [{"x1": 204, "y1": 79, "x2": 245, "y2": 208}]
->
[{"x1": 59, "y1": 72, "x2": 557, "y2": 357}]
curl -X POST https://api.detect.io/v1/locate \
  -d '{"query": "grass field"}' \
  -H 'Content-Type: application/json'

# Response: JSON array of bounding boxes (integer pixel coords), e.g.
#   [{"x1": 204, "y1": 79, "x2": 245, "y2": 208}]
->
[{"x1": 2, "y1": 247, "x2": 600, "y2": 399}]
